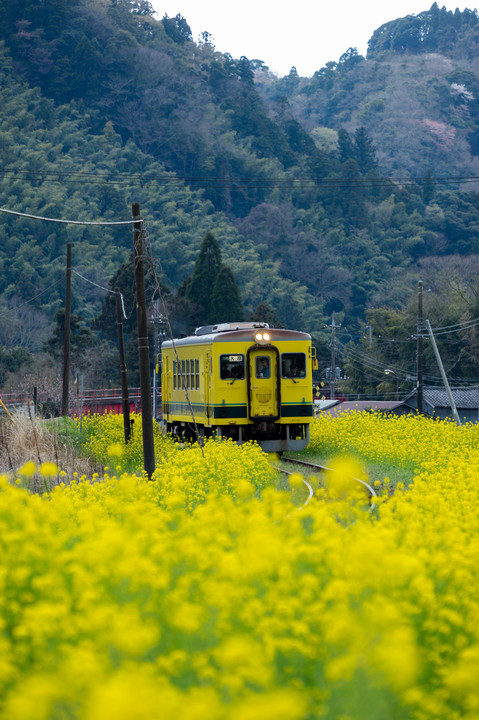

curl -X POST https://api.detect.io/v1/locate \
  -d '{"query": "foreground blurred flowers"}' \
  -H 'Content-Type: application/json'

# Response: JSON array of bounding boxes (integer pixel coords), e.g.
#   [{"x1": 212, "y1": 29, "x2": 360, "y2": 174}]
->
[{"x1": 0, "y1": 411, "x2": 479, "y2": 719}]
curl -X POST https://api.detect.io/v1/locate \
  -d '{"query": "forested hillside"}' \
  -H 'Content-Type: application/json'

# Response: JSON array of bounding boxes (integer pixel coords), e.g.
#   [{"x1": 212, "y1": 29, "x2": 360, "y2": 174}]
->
[
  {"x1": 264, "y1": 4, "x2": 479, "y2": 179},
  {"x1": 1, "y1": 0, "x2": 479, "y2": 393}
]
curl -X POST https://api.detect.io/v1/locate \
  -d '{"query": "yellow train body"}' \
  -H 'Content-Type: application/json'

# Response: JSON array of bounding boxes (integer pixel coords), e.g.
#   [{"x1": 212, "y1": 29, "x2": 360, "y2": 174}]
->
[{"x1": 161, "y1": 322, "x2": 314, "y2": 452}]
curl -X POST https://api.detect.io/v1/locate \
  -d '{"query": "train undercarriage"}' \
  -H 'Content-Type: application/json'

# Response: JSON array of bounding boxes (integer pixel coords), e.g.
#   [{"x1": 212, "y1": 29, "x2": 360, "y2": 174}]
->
[{"x1": 164, "y1": 420, "x2": 310, "y2": 453}]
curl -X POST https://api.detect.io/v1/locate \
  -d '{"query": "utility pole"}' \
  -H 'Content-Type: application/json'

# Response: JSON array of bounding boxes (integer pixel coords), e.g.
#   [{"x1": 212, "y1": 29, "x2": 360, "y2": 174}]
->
[
  {"x1": 61, "y1": 243, "x2": 72, "y2": 417},
  {"x1": 425, "y1": 319, "x2": 461, "y2": 426},
  {"x1": 149, "y1": 299, "x2": 166, "y2": 420},
  {"x1": 330, "y1": 312, "x2": 341, "y2": 400},
  {"x1": 115, "y1": 287, "x2": 131, "y2": 443},
  {"x1": 417, "y1": 280, "x2": 424, "y2": 414},
  {"x1": 132, "y1": 202, "x2": 155, "y2": 479}
]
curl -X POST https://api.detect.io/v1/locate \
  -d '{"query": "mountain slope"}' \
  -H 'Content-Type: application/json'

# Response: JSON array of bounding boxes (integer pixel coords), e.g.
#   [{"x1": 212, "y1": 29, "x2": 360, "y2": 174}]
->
[
  {"x1": 0, "y1": 42, "x2": 319, "y2": 334},
  {"x1": 263, "y1": 4, "x2": 479, "y2": 180}
]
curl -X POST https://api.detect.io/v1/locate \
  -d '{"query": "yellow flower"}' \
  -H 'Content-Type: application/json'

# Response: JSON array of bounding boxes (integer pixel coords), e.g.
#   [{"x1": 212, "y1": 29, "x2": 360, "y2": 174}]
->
[
  {"x1": 39, "y1": 462, "x2": 58, "y2": 478},
  {"x1": 107, "y1": 443, "x2": 124, "y2": 459},
  {"x1": 18, "y1": 461, "x2": 36, "y2": 477}
]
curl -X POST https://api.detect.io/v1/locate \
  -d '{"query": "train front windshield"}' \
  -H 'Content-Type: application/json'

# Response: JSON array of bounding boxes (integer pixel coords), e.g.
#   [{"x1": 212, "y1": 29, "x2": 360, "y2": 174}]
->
[{"x1": 281, "y1": 353, "x2": 306, "y2": 378}]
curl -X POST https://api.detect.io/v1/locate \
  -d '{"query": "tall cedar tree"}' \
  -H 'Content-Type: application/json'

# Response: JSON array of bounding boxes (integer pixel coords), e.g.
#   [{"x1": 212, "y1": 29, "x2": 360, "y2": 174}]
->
[
  {"x1": 354, "y1": 127, "x2": 378, "y2": 175},
  {"x1": 185, "y1": 232, "x2": 222, "y2": 316},
  {"x1": 209, "y1": 265, "x2": 245, "y2": 323}
]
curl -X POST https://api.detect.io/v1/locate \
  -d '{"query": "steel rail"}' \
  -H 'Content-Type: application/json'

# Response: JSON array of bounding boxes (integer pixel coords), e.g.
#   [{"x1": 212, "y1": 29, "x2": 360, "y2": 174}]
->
[
  {"x1": 280, "y1": 456, "x2": 377, "y2": 513},
  {"x1": 272, "y1": 465, "x2": 314, "y2": 511}
]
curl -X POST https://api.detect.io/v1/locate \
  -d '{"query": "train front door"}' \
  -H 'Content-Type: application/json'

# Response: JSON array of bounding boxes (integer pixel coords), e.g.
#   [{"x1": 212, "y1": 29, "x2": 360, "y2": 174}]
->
[{"x1": 248, "y1": 348, "x2": 279, "y2": 420}]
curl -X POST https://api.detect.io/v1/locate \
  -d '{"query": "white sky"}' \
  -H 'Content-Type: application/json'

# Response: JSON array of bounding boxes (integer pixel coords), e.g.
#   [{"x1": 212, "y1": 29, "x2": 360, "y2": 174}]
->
[{"x1": 153, "y1": 1, "x2": 476, "y2": 77}]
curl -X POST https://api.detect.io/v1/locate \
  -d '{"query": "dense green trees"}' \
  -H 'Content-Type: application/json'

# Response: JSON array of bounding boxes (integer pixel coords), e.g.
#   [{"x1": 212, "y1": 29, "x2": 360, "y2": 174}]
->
[
  {"x1": 43, "y1": 309, "x2": 94, "y2": 367},
  {"x1": 367, "y1": 4, "x2": 479, "y2": 58}
]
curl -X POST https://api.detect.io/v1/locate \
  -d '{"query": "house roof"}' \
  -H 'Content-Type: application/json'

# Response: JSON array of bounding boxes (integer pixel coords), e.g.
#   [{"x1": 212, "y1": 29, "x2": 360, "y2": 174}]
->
[
  {"x1": 320, "y1": 400, "x2": 403, "y2": 417},
  {"x1": 406, "y1": 386, "x2": 479, "y2": 409}
]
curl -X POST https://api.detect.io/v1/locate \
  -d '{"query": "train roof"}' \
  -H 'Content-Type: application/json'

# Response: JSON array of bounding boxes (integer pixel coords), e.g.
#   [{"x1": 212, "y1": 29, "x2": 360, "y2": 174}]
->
[{"x1": 162, "y1": 322, "x2": 311, "y2": 348}]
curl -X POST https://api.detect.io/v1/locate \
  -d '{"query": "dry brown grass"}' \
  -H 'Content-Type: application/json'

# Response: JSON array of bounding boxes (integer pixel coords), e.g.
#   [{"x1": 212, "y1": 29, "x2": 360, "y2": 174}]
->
[{"x1": 0, "y1": 411, "x2": 101, "y2": 492}]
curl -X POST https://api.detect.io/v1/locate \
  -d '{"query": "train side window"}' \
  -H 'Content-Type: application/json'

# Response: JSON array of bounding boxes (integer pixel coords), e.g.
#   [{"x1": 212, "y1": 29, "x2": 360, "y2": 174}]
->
[
  {"x1": 181, "y1": 360, "x2": 186, "y2": 389},
  {"x1": 281, "y1": 353, "x2": 306, "y2": 379},
  {"x1": 195, "y1": 359, "x2": 199, "y2": 389},
  {"x1": 173, "y1": 360, "x2": 177, "y2": 389},
  {"x1": 220, "y1": 354, "x2": 245, "y2": 380},
  {"x1": 186, "y1": 359, "x2": 190, "y2": 389}
]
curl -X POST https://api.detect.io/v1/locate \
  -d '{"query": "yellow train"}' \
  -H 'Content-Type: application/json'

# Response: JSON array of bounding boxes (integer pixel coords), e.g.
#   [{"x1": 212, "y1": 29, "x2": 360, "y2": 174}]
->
[{"x1": 160, "y1": 322, "x2": 316, "y2": 452}]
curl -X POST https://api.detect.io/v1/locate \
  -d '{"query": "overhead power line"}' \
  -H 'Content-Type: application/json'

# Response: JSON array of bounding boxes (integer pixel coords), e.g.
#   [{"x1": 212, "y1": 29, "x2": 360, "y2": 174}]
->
[
  {"x1": 72, "y1": 269, "x2": 127, "y2": 319},
  {"x1": 1, "y1": 168, "x2": 479, "y2": 189},
  {"x1": 429, "y1": 316, "x2": 479, "y2": 335},
  {"x1": 0, "y1": 206, "x2": 141, "y2": 225}
]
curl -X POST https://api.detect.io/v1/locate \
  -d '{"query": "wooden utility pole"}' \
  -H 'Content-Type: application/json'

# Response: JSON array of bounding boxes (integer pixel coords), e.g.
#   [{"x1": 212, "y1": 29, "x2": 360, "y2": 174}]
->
[
  {"x1": 132, "y1": 203, "x2": 155, "y2": 478},
  {"x1": 61, "y1": 243, "x2": 72, "y2": 417},
  {"x1": 115, "y1": 287, "x2": 131, "y2": 443},
  {"x1": 417, "y1": 280, "x2": 424, "y2": 414}
]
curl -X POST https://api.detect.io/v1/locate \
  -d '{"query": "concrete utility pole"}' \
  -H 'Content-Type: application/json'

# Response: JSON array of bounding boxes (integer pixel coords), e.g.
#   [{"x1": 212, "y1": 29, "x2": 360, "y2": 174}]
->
[
  {"x1": 115, "y1": 287, "x2": 131, "y2": 443},
  {"x1": 425, "y1": 319, "x2": 461, "y2": 426},
  {"x1": 417, "y1": 280, "x2": 424, "y2": 414},
  {"x1": 61, "y1": 243, "x2": 72, "y2": 417},
  {"x1": 132, "y1": 203, "x2": 155, "y2": 479}
]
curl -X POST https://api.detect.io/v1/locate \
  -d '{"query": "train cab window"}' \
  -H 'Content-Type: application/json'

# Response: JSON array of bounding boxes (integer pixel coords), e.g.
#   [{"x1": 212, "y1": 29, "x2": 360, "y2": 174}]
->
[
  {"x1": 256, "y1": 356, "x2": 271, "y2": 379},
  {"x1": 220, "y1": 354, "x2": 245, "y2": 380},
  {"x1": 281, "y1": 353, "x2": 306, "y2": 379}
]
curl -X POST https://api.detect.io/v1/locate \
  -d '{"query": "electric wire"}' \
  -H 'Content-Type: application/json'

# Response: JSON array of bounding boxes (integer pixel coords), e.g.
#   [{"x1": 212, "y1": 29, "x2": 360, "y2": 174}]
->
[
  {"x1": 336, "y1": 339, "x2": 407, "y2": 376},
  {"x1": 429, "y1": 316, "x2": 479, "y2": 331},
  {"x1": 428, "y1": 318, "x2": 479, "y2": 335},
  {"x1": 72, "y1": 269, "x2": 127, "y2": 319},
  {"x1": 2, "y1": 167, "x2": 479, "y2": 189},
  {"x1": 0, "y1": 281, "x2": 62, "y2": 322},
  {"x1": 337, "y1": 337, "x2": 479, "y2": 385},
  {"x1": 0, "y1": 206, "x2": 142, "y2": 225}
]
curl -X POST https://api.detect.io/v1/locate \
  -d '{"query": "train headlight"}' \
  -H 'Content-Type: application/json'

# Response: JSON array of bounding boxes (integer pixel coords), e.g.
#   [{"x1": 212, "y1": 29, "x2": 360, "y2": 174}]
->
[{"x1": 255, "y1": 331, "x2": 271, "y2": 344}]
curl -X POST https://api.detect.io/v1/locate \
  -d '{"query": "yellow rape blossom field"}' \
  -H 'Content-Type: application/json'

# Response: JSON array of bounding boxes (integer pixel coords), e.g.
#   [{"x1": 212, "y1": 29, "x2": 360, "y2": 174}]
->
[{"x1": 1, "y1": 410, "x2": 479, "y2": 719}]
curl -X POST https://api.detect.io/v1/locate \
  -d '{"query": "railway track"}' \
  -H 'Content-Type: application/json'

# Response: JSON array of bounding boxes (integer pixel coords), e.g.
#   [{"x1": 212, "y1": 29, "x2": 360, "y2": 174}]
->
[{"x1": 275, "y1": 456, "x2": 377, "y2": 514}]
